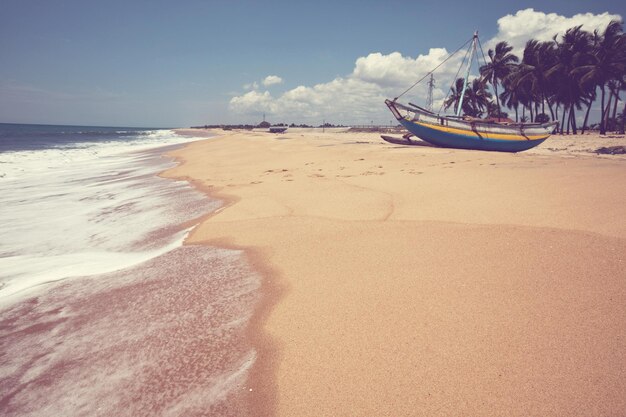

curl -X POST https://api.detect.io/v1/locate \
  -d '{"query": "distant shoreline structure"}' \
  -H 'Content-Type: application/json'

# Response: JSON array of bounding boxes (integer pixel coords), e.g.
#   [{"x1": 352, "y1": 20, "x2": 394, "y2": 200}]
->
[
  {"x1": 187, "y1": 123, "x2": 622, "y2": 136},
  {"x1": 190, "y1": 122, "x2": 350, "y2": 130}
]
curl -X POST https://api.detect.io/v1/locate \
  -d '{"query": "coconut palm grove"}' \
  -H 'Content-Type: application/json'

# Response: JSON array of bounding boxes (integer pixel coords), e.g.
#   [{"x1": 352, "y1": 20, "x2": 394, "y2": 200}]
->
[{"x1": 443, "y1": 20, "x2": 626, "y2": 135}]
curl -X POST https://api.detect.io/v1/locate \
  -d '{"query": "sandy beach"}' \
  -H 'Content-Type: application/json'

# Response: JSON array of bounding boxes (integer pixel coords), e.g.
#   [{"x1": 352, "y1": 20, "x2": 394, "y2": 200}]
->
[{"x1": 166, "y1": 128, "x2": 626, "y2": 416}]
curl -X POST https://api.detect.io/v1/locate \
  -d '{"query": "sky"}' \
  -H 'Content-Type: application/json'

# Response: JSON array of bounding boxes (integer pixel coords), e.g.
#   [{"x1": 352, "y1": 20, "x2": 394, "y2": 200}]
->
[{"x1": 0, "y1": 0, "x2": 624, "y2": 127}]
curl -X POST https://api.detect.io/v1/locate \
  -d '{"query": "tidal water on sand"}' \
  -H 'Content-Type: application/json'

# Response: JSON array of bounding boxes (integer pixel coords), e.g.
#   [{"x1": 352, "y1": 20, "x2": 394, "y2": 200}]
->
[{"x1": 0, "y1": 124, "x2": 261, "y2": 416}]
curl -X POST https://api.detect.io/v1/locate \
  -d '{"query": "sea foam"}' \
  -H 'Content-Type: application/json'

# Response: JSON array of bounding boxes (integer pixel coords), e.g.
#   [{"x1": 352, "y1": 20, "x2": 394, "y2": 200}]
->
[
  {"x1": 0, "y1": 127, "x2": 262, "y2": 415},
  {"x1": 0, "y1": 130, "x2": 218, "y2": 304}
]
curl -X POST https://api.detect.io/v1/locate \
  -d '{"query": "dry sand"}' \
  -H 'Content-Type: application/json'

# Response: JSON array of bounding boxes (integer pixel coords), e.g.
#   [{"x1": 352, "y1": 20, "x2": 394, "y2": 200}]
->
[{"x1": 165, "y1": 129, "x2": 626, "y2": 417}]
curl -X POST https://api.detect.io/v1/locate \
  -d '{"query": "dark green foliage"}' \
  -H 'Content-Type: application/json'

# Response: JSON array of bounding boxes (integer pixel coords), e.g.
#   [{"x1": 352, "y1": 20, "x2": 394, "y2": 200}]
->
[
  {"x1": 471, "y1": 20, "x2": 626, "y2": 134},
  {"x1": 444, "y1": 78, "x2": 492, "y2": 117},
  {"x1": 480, "y1": 41, "x2": 519, "y2": 117}
]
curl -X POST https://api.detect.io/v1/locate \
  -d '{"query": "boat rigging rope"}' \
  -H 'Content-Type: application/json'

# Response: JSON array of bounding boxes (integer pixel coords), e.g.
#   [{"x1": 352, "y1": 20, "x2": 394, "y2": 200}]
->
[
  {"x1": 437, "y1": 44, "x2": 472, "y2": 115},
  {"x1": 435, "y1": 34, "x2": 491, "y2": 116},
  {"x1": 393, "y1": 36, "x2": 474, "y2": 101},
  {"x1": 476, "y1": 36, "x2": 489, "y2": 67}
]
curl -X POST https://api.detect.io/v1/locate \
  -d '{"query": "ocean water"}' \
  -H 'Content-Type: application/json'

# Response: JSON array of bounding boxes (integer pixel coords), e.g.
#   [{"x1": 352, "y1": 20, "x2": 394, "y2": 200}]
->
[{"x1": 0, "y1": 124, "x2": 260, "y2": 416}]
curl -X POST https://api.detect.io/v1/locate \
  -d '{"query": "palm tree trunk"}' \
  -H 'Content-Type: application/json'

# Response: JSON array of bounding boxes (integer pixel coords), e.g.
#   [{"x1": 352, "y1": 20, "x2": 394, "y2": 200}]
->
[
  {"x1": 547, "y1": 100, "x2": 555, "y2": 121},
  {"x1": 581, "y1": 99, "x2": 592, "y2": 134},
  {"x1": 515, "y1": 105, "x2": 518, "y2": 122},
  {"x1": 555, "y1": 105, "x2": 560, "y2": 133},
  {"x1": 600, "y1": 84, "x2": 607, "y2": 134},
  {"x1": 605, "y1": 92, "x2": 613, "y2": 132},
  {"x1": 570, "y1": 107, "x2": 577, "y2": 134},
  {"x1": 603, "y1": 102, "x2": 612, "y2": 132},
  {"x1": 560, "y1": 106, "x2": 567, "y2": 134},
  {"x1": 494, "y1": 82, "x2": 500, "y2": 118},
  {"x1": 619, "y1": 100, "x2": 626, "y2": 135},
  {"x1": 530, "y1": 106, "x2": 534, "y2": 123},
  {"x1": 555, "y1": 104, "x2": 559, "y2": 121},
  {"x1": 566, "y1": 106, "x2": 572, "y2": 135},
  {"x1": 611, "y1": 91, "x2": 620, "y2": 129}
]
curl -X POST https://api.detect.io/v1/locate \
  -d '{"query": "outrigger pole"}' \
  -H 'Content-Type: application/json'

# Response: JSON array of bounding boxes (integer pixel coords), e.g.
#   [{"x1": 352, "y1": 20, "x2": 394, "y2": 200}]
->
[{"x1": 456, "y1": 31, "x2": 478, "y2": 117}]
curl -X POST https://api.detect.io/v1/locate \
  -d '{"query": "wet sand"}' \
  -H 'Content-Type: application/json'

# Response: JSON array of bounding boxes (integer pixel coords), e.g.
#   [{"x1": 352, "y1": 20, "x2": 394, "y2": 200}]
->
[
  {"x1": 166, "y1": 129, "x2": 626, "y2": 416},
  {"x1": 0, "y1": 139, "x2": 268, "y2": 417}
]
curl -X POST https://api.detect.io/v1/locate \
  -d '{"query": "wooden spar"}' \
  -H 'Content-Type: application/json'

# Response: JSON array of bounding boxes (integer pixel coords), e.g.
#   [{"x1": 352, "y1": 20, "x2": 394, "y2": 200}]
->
[{"x1": 456, "y1": 32, "x2": 478, "y2": 117}]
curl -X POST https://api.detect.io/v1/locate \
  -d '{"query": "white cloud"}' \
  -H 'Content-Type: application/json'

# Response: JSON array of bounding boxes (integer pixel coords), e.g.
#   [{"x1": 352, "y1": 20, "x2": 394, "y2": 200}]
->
[
  {"x1": 230, "y1": 9, "x2": 622, "y2": 124},
  {"x1": 231, "y1": 77, "x2": 385, "y2": 122},
  {"x1": 230, "y1": 48, "x2": 458, "y2": 123},
  {"x1": 242, "y1": 81, "x2": 259, "y2": 91},
  {"x1": 262, "y1": 75, "x2": 283, "y2": 87},
  {"x1": 487, "y1": 8, "x2": 621, "y2": 54},
  {"x1": 230, "y1": 90, "x2": 274, "y2": 115},
  {"x1": 352, "y1": 48, "x2": 451, "y2": 89}
]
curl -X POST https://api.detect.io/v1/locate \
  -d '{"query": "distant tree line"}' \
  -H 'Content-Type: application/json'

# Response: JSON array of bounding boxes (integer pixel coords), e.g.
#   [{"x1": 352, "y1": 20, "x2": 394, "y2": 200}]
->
[
  {"x1": 443, "y1": 20, "x2": 626, "y2": 134},
  {"x1": 192, "y1": 122, "x2": 349, "y2": 130}
]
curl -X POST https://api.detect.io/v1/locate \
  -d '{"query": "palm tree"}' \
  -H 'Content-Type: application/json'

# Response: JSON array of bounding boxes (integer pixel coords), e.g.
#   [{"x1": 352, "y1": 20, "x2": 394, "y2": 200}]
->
[
  {"x1": 499, "y1": 83, "x2": 519, "y2": 121},
  {"x1": 513, "y1": 40, "x2": 558, "y2": 121},
  {"x1": 548, "y1": 25, "x2": 594, "y2": 134},
  {"x1": 607, "y1": 79, "x2": 622, "y2": 130},
  {"x1": 576, "y1": 20, "x2": 626, "y2": 134},
  {"x1": 500, "y1": 60, "x2": 542, "y2": 123},
  {"x1": 443, "y1": 78, "x2": 465, "y2": 113},
  {"x1": 464, "y1": 78, "x2": 493, "y2": 117},
  {"x1": 439, "y1": 20, "x2": 625, "y2": 131},
  {"x1": 480, "y1": 41, "x2": 519, "y2": 118},
  {"x1": 619, "y1": 76, "x2": 626, "y2": 134},
  {"x1": 443, "y1": 78, "x2": 493, "y2": 117},
  {"x1": 579, "y1": 87, "x2": 597, "y2": 134}
]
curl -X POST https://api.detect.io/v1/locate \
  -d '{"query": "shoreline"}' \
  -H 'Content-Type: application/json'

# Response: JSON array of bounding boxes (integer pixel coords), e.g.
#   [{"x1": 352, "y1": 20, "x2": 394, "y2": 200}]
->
[
  {"x1": 165, "y1": 129, "x2": 284, "y2": 417},
  {"x1": 166, "y1": 128, "x2": 626, "y2": 416},
  {"x1": 1, "y1": 132, "x2": 258, "y2": 416}
]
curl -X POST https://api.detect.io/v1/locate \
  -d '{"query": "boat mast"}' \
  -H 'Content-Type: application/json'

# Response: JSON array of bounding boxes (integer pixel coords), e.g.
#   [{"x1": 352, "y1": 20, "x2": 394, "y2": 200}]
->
[
  {"x1": 456, "y1": 31, "x2": 478, "y2": 117},
  {"x1": 426, "y1": 74, "x2": 435, "y2": 112}
]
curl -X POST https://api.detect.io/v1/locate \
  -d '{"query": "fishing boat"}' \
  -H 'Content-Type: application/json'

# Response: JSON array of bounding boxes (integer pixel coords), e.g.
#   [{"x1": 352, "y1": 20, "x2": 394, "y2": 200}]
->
[
  {"x1": 269, "y1": 126, "x2": 288, "y2": 133},
  {"x1": 384, "y1": 33, "x2": 558, "y2": 152}
]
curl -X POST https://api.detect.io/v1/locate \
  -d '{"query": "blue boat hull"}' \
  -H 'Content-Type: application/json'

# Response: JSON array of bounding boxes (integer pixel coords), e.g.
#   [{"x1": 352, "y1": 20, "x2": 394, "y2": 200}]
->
[{"x1": 399, "y1": 119, "x2": 547, "y2": 152}]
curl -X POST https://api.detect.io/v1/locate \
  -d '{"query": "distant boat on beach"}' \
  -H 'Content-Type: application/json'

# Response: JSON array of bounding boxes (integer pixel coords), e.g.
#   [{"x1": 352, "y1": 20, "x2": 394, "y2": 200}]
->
[{"x1": 384, "y1": 32, "x2": 557, "y2": 152}]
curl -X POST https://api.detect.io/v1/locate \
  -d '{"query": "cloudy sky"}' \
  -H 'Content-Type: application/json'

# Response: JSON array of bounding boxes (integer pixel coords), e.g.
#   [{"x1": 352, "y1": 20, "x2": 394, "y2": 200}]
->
[{"x1": 1, "y1": 0, "x2": 624, "y2": 127}]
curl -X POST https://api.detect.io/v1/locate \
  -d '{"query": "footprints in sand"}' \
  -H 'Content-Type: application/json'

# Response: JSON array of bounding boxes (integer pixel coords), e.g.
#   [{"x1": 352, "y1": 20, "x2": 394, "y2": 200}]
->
[
  {"x1": 240, "y1": 155, "x2": 514, "y2": 190},
  {"x1": 421, "y1": 159, "x2": 476, "y2": 169},
  {"x1": 255, "y1": 158, "x2": 441, "y2": 182},
  {"x1": 400, "y1": 169, "x2": 424, "y2": 175},
  {"x1": 360, "y1": 166, "x2": 385, "y2": 176},
  {"x1": 309, "y1": 167, "x2": 326, "y2": 178},
  {"x1": 230, "y1": 154, "x2": 512, "y2": 190},
  {"x1": 335, "y1": 164, "x2": 387, "y2": 177},
  {"x1": 263, "y1": 168, "x2": 296, "y2": 182}
]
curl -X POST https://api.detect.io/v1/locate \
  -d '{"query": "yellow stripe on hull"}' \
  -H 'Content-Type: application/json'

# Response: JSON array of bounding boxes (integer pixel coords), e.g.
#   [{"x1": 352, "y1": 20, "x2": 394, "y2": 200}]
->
[{"x1": 410, "y1": 119, "x2": 548, "y2": 141}]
